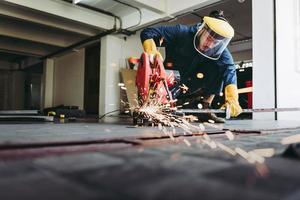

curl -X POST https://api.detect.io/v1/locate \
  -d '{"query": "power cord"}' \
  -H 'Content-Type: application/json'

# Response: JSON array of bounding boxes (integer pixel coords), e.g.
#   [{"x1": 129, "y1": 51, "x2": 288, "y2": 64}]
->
[{"x1": 98, "y1": 109, "x2": 121, "y2": 120}]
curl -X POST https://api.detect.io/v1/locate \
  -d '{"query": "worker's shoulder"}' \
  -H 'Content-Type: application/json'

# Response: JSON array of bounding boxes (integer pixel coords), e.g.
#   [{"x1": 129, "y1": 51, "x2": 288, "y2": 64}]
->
[
  {"x1": 216, "y1": 48, "x2": 235, "y2": 66},
  {"x1": 174, "y1": 24, "x2": 198, "y2": 33}
]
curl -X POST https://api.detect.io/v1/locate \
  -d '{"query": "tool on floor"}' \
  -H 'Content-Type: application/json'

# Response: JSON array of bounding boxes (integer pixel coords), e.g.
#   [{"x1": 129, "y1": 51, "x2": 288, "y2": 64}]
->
[{"x1": 133, "y1": 52, "x2": 176, "y2": 125}]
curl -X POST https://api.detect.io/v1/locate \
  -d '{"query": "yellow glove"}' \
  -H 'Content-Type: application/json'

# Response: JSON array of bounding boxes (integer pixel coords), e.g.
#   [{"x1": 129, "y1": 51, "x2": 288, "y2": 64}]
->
[
  {"x1": 221, "y1": 84, "x2": 242, "y2": 117},
  {"x1": 142, "y1": 39, "x2": 163, "y2": 61}
]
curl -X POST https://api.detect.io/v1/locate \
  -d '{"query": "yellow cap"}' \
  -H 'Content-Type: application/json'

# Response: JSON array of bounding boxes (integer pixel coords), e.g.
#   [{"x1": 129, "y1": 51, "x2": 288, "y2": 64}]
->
[{"x1": 203, "y1": 16, "x2": 234, "y2": 38}]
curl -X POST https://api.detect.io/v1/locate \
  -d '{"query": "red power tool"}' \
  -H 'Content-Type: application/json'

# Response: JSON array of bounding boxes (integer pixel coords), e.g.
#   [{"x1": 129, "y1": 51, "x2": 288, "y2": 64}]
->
[{"x1": 132, "y1": 52, "x2": 175, "y2": 125}]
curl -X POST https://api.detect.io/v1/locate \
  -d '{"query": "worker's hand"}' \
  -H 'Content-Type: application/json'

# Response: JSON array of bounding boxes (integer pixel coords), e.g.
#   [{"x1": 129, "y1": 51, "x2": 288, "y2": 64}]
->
[
  {"x1": 142, "y1": 39, "x2": 163, "y2": 63},
  {"x1": 221, "y1": 84, "x2": 242, "y2": 117},
  {"x1": 149, "y1": 52, "x2": 163, "y2": 64}
]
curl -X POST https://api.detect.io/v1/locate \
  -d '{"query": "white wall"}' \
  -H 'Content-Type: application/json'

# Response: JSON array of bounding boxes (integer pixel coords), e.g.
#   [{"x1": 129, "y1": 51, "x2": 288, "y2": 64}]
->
[
  {"x1": 53, "y1": 50, "x2": 85, "y2": 109},
  {"x1": 122, "y1": 31, "x2": 144, "y2": 59},
  {"x1": 276, "y1": 0, "x2": 300, "y2": 119},
  {"x1": 252, "y1": 0, "x2": 275, "y2": 119}
]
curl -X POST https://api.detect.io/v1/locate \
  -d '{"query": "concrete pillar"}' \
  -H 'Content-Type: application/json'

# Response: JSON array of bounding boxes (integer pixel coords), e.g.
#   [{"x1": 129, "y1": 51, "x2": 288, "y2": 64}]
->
[
  {"x1": 252, "y1": 0, "x2": 275, "y2": 119},
  {"x1": 99, "y1": 36, "x2": 124, "y2": 116},
  {"x1": 41, "y1": 59, "x2": 54, "y2": 109},
  {"x1": 275, "y1": 0, "x2": 300, "y2": 119}
]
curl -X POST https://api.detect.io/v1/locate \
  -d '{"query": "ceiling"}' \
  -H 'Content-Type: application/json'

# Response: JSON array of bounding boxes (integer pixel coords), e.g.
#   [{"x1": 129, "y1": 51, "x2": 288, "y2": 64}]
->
[
  {"x1": 0, "y1": 51, "x2": 27, "y2": 63},
  {"x1": 0, "y1": 0, "x2": 252, "y2": 68},
  {"x1": 161, "y1": 0, "x2": 252, "y2": 42}
]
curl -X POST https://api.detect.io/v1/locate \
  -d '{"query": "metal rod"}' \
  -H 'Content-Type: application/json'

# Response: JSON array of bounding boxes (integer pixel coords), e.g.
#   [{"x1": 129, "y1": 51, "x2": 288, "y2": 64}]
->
[
  {"x1": 0, "y1": 110, "x2": 39, "y2": 115},
  {"x1": 177, "y1": 107, "x2": 300, "y2": 114},
  {"x1": 42, "y1": 28, "x2": 116, "y2": 59},
  {"x1": 0, "y1": 116, "x2": 54, "y2": 122}
]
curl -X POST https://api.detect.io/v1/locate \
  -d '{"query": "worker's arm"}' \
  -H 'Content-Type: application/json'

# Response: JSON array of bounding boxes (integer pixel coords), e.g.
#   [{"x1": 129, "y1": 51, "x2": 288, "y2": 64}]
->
[
  {"x1": 140, "y1": 25, "x2": 186, "y2": 60},
  {"x1": 140, "y1": 25, "x2": 183, "y2": 46},
  {"x1": 219, "y1": 49, "x2": 242, "y2": 117}
]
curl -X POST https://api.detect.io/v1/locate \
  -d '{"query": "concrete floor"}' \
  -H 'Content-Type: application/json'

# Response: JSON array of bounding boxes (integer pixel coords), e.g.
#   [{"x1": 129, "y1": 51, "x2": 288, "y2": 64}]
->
[{"x1": 1, "y1": 118, "x2": 300, "y2": 200}]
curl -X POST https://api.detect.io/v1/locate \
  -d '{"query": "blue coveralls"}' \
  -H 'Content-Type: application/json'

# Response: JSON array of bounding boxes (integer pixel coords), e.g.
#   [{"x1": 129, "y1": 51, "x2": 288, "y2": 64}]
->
[{"x1": 140, "y1": 24, "x2": 237, "y2": 96}]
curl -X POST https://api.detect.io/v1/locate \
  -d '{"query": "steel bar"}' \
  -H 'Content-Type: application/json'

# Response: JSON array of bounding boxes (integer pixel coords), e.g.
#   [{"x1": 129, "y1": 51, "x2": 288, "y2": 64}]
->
[
  {"x1": 0, "y1": 116, "x2": 54, "y2": 122},
  {"x1": 177, "y1": 107, "x2": 300, "y2": 114},
  {"x1": 0, "y1": 110, "x2": 39, "y2": 115}
]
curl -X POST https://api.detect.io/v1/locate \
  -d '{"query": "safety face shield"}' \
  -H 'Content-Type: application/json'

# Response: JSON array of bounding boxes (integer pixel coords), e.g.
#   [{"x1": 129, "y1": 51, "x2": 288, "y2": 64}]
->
[{"x1": 193, "y1": 23, "x2": 232, "y2": 60}]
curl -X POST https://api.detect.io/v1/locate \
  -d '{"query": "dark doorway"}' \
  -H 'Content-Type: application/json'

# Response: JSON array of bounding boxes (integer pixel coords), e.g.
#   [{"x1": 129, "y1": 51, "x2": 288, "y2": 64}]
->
[
  {"x1": 24, "y1": 62, "x2": 43, "y2": 110},
  {"x1": 84, "y1": 43, "x2": 100, "y2": 115}
]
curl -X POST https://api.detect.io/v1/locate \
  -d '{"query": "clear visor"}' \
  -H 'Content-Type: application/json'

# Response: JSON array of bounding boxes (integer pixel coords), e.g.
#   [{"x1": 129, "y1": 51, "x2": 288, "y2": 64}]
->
[{"x1": 194, "y1": 23, "x2": 232, "y2": 60}]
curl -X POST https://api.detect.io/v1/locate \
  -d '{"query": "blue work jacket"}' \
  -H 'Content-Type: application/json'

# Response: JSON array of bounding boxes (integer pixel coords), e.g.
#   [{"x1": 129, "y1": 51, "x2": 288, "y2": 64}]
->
[{"x1": 140, "y1": 24, "x2": 237, "y2": 95}]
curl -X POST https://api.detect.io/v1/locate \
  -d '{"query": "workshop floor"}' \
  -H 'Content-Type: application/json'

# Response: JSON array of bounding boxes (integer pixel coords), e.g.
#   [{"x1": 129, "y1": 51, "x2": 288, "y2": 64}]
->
[{"x1": 1, "y1": 119, "x2": 300, "y2": 200}]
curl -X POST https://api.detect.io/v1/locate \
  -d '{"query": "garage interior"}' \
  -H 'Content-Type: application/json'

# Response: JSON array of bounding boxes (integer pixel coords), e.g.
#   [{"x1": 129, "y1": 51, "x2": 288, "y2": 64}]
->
[{"x1": 1, "y1": 0, "x2": 300, "y2": 199}]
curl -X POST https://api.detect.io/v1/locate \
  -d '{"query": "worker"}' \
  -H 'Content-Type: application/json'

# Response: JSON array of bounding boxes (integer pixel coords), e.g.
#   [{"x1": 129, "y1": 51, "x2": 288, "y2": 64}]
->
[{"x1": 140, "y1": 10, "x2": 242, "y2": 123}]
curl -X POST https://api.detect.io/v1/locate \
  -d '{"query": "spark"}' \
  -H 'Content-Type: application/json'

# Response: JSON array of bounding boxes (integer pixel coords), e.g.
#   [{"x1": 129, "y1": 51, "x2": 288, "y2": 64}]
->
[
  {"x1": 179, "y1": 84, "x2": 189, "y2": 93},
  {"x1": 118, "y1": 83, "x2": 125, "y2": 87},
  {"x1": 158, "y1": 123, "x2": 162, "y2": 130},
  {"x1": 198, "y1": 123, "x2": 205, "y2": 131},
  {"x1": 203, "y1": 139, "x2": 217, "y2": 149},
  {"x1": 281, "y1": 134, "x2": 300, "y2": 145},
  {"x1": 248, "y1": 151, "x2": 265, "y2": 164},
  {"x1": 203, "y1": 122, "x2": 222, "y2": 130},
  {"x1": 225, "y1": 130, "x2": 235, "y2": 140},
  {"x1": 134, "y1": 91, "x2": 271, "y2": 166},
  {"x1": 255, "y1": 163, "x2": 269, "y2": 178},
  {"x1": 208, "y1": 119, "x2": 215, "y2": 124},
  {"x1": 121, "y1": 86, "x2": 127, "y2": 90},
  {"x1": 203, "y1": 133, "x2": 211, "y2": 141},
  {"x1": 120, "y1": 100, "x2": 128, "y2": 105},
  {"x1": 251, "y1": 148, "x2": 275, "y2": 157},
  {"x1": 170, "y1": 99, "x2": 178, "y2": 103},
  {"x1": 235, "y1": 147, "x2": 251, "y2": 161},
  {"x1": 216, "y1": 142, "x2": 237, "y2": 156},
  {"x1": 197, "y1": 103, "x2": 203, "y2": 109},
  {"x1": 183, "y1": 138, "x2": 191, "y2": 146}
]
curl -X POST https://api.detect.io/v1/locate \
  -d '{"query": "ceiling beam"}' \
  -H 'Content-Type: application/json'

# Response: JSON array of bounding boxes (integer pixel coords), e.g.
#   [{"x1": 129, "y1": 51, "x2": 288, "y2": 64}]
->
[
  {"x1": 121, "y1": 0, "x2": 222, "y2": 30},
  {"x1": 3, "y1": 0, "x2": 117, "y2": 30},
  {"x1": 0, "y1": 37, "x2": 60, "y2": 57},
  {"x1": 0, "y1": 17, "x2": 86, "y2": 47},
  {"x1": 0, "y1": 2, "x2": 100, "y2": 36},
  {"x1": 166, "y1": 0, "x2": 221, "y2": 15},
  {"x1": 0, "y1": 61, "x2": 11, "y2": 69},
  {"x1": 120, "y1": 0, "x2": 166, "y2": 14}
]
